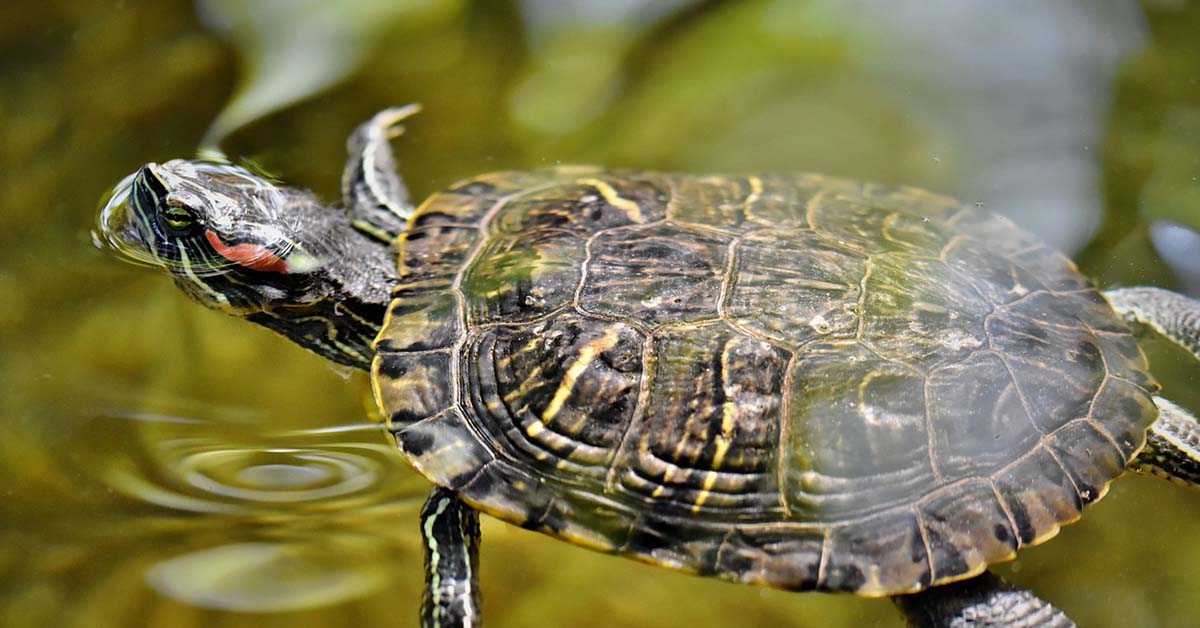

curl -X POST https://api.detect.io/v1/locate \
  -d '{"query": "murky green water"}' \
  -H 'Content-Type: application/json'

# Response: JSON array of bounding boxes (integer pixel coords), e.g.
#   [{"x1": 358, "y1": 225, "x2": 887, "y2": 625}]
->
[{"x1": 3, "y1": 2, "x2": 1200, "y2": 627}]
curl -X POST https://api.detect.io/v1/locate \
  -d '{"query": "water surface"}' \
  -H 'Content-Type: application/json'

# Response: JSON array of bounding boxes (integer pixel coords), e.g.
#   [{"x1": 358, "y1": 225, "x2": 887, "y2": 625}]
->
[{"x1": 3, "y1": 2, "x2": 1199, "y2": 627}]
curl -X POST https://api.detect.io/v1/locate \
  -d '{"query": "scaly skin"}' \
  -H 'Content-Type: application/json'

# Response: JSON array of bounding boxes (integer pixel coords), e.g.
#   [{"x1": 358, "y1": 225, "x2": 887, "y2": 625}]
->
[{"x1": 895, "y1": 573, "x2": 1074, "y2": 628}]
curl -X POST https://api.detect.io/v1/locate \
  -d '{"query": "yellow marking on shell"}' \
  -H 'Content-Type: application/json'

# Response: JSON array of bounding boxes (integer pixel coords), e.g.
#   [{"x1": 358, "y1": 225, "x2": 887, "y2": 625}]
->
[
  {"x1": 524, "y1": 420, "x2": 546, "y2": 438},
  {"x1": 742, "y1": 175, "x2": 764, "y2": 222},
  {"x1": 746, "y1": 175, "x2": 763, "y2": 203},
  {"x1": 481, "y1": 284, "x2": 515, "y2": 299},
  {"x1": 692, "y1": 356, "x2": 740, "y2": 512},
  {"x1": 938, "y1": 234, "x2": 968, "y2": 261},
  {"x1": 857, "y1": 370, "x2": 881, "y2": 426},
  {"x1": 804, "y1": 189, "x2": 828, "y2": 228},
  {"x1": 576, "y1": 177, "x2": 644, "y2": 223},
  {"x1": 373, "y1": 300, "x2": 401, "y2": 351},
  {"x1": 503, "y1": 366, "x2": 544, "y2": 403},
  {"x1": 816, "y1": 530, "x2": 832, "y2": 589},
  {"x1": 714, "y1": 334, "x2": 739, "y2": 470},
  {"x1": 713, "y1": 402, "x2": 737, "y2": 468},
  {"x1": 690, "y1": 474, "x2": 722, "y2": 511},
  {"x1": 853, "y1": 258, "x2": 874, "y2": 340},
  {"x1": 880, "y1": 212, "x2": 903, "y2": 244},
  {"x1": 532, "y1": 208, "x2": 575, "y2": 221},
  {"x1": 554, "y1": 165, "x2": 604, "y2": 176},
  {"x1": 417, "y1": 438, "x2": 477, "y2": 473},
  {"x1": 370, "y1": 355, "x2": 391, "y2": 430},
  {"x1": 539, "y1": 326, "x2": 622, "y2": 424},
  {"x1": 497, "y1": 336, "x2": 543, "y2": 369}
]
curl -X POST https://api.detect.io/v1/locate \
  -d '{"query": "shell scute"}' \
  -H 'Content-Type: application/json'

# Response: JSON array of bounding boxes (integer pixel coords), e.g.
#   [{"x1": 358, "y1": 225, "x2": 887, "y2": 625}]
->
[
  {"x1": 492, "y1": 174, "x2": 669, "y2": 236},
  {"x1": 580, "y1": 224, "x2": 730, "y2": 327},
  {"x1": 462, "y1": 229, "x2": 584, "y2": 324},
  {"x1": 728, "y1": 230, "x2": 866, "y2": 347},
  {"x1": 464, "y1": 312, "x2": 644, "y2": 476},
  {"x1": 614, "y1": 323, "x2": 787, "y2": 513}
]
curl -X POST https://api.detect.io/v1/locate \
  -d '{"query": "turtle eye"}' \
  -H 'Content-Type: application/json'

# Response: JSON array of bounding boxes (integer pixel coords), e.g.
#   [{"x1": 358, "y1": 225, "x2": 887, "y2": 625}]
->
[{"x1": 160, "y1": 203, "x2": 197, "y2": 234}]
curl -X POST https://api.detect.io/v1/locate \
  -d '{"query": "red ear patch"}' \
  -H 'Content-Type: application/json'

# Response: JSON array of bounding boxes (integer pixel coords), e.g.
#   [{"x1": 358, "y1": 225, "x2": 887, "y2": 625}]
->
[{"x1": 205, "y1": 230, "x2": 288, "y2": 273}]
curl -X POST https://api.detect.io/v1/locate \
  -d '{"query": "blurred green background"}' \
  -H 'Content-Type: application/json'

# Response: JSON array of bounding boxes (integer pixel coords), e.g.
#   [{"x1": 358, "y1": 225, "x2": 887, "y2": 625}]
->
[{"x1": 2, "y1": 1, "x2": 1199, "y2": 627}]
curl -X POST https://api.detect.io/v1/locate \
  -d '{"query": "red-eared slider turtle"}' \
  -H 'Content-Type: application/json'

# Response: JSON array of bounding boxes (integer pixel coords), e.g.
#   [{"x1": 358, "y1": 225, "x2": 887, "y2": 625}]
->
[{"x1": 98, "y1": 106, "x2": 1200, "y2": 628}]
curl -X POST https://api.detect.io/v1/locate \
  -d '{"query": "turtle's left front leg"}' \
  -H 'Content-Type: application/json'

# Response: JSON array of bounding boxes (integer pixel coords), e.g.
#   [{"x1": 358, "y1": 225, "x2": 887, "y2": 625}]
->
[
  {"x1": 342, "y1": 105, "x2": 422, "y2": 243},
  {"x1": 420, "y1": 486, "x2": 482, "y2": 628}
]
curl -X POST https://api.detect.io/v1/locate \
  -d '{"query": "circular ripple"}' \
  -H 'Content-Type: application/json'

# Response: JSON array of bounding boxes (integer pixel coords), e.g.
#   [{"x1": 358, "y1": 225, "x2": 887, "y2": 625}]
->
[
  {"x1": 103, "y1": 424, "x2": 428, "y2": 515},
  {"x1": 178, "y1": 447, "x2": 381, "y2": 503}
]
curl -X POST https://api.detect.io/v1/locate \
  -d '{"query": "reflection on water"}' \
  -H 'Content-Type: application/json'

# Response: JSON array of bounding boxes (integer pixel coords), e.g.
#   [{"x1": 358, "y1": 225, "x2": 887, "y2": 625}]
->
[
  {"x1": 194, "y1": 0, "x2": 464, "y2": 148},
  {"x1": 0, "y1": 411, "x2": 430, "y2": 626},
  {"x1": 146, "y1": 541, "x2": 388, "y2": 612}
]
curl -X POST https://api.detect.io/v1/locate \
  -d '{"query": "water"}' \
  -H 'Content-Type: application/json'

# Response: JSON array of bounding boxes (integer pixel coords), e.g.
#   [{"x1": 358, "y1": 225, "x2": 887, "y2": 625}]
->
[{"x1": 3, "y1": 2, "x2": 1200, "y2": 627}]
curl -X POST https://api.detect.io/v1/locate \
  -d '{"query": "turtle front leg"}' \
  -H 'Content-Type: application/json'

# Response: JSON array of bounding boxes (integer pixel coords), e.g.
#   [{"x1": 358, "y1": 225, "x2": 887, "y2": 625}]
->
[
  {"x1": 342, "y1": 104, "x2": 422, "y2": 243},
  {"x1": 419, "y1": 486, "x2": 482, "y2": 628},
  {"x1": 893, "y1": 572, "x2": 1075, "y2": 628},
  {"x1": 1103, "y1": 287, "x2": 1200, "y2": 485}
]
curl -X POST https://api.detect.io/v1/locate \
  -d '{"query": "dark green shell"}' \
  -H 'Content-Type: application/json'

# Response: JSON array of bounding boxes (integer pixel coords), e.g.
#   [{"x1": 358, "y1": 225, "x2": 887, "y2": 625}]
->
[{"x1": 370, "y1": 167, "x2": 1159, "y2": 596}]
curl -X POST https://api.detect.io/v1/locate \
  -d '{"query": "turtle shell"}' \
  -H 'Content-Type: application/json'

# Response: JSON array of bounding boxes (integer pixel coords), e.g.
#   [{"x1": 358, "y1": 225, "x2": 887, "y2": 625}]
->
[{"x1": 370, "y1": 168, "x2": 1159, "y2": 596}]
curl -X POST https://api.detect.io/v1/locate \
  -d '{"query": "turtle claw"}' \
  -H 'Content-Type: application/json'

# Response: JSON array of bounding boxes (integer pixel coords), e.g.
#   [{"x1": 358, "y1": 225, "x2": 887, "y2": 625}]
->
[{"x1": 378, "y1": 103, "x2": 422, "y2": 139}]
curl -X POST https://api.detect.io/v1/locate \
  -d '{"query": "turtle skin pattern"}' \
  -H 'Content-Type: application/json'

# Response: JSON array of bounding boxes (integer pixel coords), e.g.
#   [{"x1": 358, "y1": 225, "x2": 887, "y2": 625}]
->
[{"x1": 370, "y1": 168, "x2": 1159, "y2": 597}]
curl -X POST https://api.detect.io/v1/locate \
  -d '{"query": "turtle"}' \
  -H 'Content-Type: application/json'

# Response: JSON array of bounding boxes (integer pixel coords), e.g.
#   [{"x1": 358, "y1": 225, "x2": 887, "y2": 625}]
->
[{"x1": 97, "y1": 106, "x2": 1200, "y2": 628}]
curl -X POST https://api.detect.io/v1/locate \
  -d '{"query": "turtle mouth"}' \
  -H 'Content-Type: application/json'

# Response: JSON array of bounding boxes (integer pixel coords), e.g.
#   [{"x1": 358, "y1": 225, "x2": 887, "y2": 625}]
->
[{"x1": 95, "y1": 168, "x2": 166, "y2": 270}]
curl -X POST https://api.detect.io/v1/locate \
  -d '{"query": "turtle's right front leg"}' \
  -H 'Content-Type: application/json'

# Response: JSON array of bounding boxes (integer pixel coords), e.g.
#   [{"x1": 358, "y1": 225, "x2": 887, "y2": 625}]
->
[{"x1": 420, "y1": 486, "x2": 482, "y2": 628}]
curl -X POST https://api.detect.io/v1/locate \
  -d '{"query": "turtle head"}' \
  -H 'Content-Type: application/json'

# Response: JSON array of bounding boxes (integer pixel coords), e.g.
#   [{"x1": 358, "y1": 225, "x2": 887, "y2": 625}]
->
[
  {"x1": 97, "y1": 158, "x2": 397, "y2": 369},
  {"x1": 98, "y1": 159, "x2": 329, "y2": 312}
]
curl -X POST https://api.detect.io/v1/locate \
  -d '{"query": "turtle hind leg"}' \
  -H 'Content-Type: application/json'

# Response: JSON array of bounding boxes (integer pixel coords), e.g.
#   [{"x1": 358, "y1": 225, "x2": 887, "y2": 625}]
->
[
  {"x1": 1133, "y1": 396, "x2": 1200, "y2": 487},
  {"x1": 1103, "y1": 287, "x2": 1200, "y2": 359},
  {"x1": 342, "y1": 105, "x2": 422, "y2": 243},
  {"x1": 1103, "y1": 287, "x2": 1200, "y2": 485},
  {"x1": 893, "y1": 572, "x2": 1075, "y2": 628},
  {"x1": 419, "y1": 486, "x2": 482, "y2": 628}
]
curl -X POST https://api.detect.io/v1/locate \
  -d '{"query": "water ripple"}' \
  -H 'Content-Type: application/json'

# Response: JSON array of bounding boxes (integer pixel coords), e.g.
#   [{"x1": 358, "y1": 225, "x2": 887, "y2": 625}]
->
[{"x1": 101, "y1": 420, "x2": 427, "y2": 516}]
